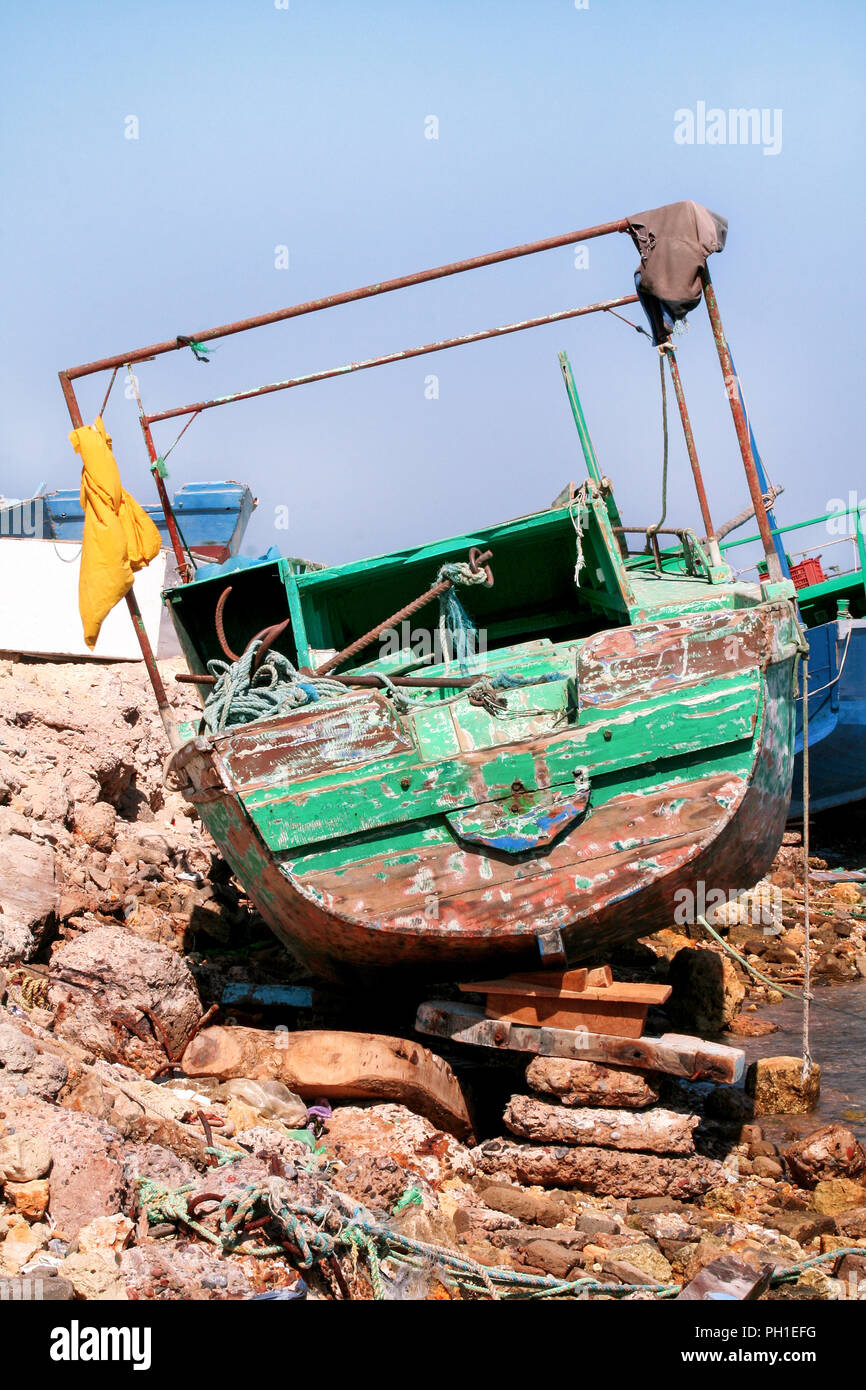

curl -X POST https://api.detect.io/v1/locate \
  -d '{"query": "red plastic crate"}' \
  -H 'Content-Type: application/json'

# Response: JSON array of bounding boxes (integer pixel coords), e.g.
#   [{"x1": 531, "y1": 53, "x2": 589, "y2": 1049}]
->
[{"x1": 789, "y1": 557, "x2": 826, "y2": 590}]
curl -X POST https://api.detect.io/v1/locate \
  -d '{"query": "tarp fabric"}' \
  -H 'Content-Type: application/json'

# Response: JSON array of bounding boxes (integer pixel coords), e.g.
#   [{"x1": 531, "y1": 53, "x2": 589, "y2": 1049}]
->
[
  {"x1": 69, "y1": 416, "x2": 161, "y2": 648},
  {"x1": 627, "y1": 200, "x2": 728, "y2": 343}
]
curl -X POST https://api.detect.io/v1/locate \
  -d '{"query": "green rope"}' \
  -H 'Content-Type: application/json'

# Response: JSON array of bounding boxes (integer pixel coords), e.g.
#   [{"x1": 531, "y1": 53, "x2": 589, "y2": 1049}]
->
[
  {"x1": 202, "y1": 641, "x2": 348, "y2": 734},
  {"x1": 697, "y1": 914, "x2": 806, "y2": 1001},
  {"x1": 391, "y1": 1185, "x2": 424, "y2": 1216},
  {"x1": 135, "y1": 1175, "x2": 860, "y2": 1301},
  {"x1": 205, "y1": 1146, "x2": 243, "y2": 1166}
]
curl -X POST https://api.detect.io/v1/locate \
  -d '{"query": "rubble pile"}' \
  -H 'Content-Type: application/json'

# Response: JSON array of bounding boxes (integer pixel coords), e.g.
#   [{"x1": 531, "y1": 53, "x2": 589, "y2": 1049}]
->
[{"x1": 1, "y1": 655, "x2": 866, "y2": 1300}]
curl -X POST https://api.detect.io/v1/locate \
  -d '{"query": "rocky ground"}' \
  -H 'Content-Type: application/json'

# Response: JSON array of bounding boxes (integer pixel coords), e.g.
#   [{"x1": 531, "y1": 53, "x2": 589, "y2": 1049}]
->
[{"x1": 1, "y1": 654, "x2": 866, "y2": 1301}]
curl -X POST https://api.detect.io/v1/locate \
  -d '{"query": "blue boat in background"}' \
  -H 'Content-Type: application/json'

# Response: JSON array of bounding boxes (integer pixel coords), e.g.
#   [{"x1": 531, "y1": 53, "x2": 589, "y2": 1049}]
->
[
  {"x1": 43, "y1": 480, "x2": 256, "y2": 563},
  {"x1": 721, "y1": 489, "x2": 866, "y2": 816}
]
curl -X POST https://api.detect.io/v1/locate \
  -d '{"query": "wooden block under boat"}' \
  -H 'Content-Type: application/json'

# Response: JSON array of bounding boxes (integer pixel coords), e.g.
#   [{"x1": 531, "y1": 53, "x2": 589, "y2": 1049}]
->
[
  {"x1": 416, "y1": 1000, "x2": 746, "y2": 1084},
  {"x1": 458, "y1": 969, "x2": 671, "y2": 1038}
]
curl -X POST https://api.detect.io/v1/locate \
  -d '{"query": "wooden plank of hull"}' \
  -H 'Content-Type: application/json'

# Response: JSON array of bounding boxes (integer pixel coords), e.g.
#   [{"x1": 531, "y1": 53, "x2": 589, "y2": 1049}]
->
[
  {"x1": 577, "y1": 604, "x2": 788, "y2": 710},
  {"x1": 182, "y1": 620, "x2": 795, "y2": 980},
  {"x1": 232, "y1": 676, "x2": 760, "y2": 853},
  {"x1": 181, "y1": 1024, "x2": 473, "y2": 1138},
  {"x1": 415, "y1": 1001, "x2": 746, "y2": 1082},
  {"x1": 187, "y1": 658, "x2": 794, "y2": 981}
]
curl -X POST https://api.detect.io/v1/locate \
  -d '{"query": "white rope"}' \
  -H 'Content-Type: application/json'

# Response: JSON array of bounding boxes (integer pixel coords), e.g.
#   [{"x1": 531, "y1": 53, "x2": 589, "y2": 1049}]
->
[
  {"x1": 568, "y1": 481, "x2": 592, "y2": 586},
  {"x1": 800, "y1": 653, "x2": 813, "y2": 1082}
]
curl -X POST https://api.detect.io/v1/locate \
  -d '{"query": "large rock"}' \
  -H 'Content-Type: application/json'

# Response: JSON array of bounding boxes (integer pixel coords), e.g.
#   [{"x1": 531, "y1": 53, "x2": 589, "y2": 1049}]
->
[
  {"x1": 745, "y1": 1056, "x2": 820, "y2": 1115},
  {"x1": 834, "y1": 1206, "x2": 866, "y2": 1239},
  {"x1": 514, "y1": 1233, "x2": 587, "y2": 1280},
  {"x1": 472, "y1": 1138, "x2": 724, "y2": 1198},
  {"x1": 668, "y1": 946, "x2": 745, "y2": 1032},
  {"x1": 0, "y1": 1093, "x2": 125, "y2": 1237},
  {"x1": 784, "y1": 1126, "x2": 866, "y2": 1189},
  {"x1": 0, "y1": 1132, "x2": 52, "y2": 1183},
  {"x1": 72, "y1": 801, "x2": 117, "y2": 850},
  {"x1": 525, "y1": 1057, "x2": 659, "y2": 1110},
  {"x1": 3, "y1": 1179, "x2": 50, "y2": 1221},
  {"x1": 812, "y1": 1180, "x2": 866, "y2": 1217},
  {"x1": 0, "y1": 1021, "x2": 68, "y2": 1101},
  {"x1": 49, "y1": 926, "x2": 202, "y2": 1070},
  {"x1": 0, "y1": 833, "x2": 58, "y2": 963},
  {"x1": 503, "y1": 1096, "x2": 699, "y2": 1156},
  {"x1": 60, "y1": 1251, "x2": 127, "y2": 1300},
  {"x1": 324, "y1": 1104, "x2": 475, "y2": 1189},
  {"x1": 479, "y1": 1184, "x2": 571, "y2": 1229},
  {"x1": 602, "y1": 1240, "x2": 674, "y2": 1286}
]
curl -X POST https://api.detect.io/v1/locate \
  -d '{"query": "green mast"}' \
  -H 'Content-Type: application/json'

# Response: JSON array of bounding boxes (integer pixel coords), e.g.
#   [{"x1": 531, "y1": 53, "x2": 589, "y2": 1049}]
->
[{"x1": 558, "y1": 350, "x2": 602, "y2": 485}]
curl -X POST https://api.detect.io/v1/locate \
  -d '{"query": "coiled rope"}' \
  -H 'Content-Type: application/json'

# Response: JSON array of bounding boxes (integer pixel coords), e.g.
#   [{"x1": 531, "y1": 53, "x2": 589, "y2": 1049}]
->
[{"x1": 202, "y1": 641, "x2": 349, "y2": 734}]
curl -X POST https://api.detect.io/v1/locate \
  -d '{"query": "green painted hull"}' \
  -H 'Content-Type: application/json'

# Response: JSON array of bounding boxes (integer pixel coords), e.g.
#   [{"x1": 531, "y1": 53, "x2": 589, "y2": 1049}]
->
[{"x1": 167, "y1": 484, "x2": 802, "y2": 980}]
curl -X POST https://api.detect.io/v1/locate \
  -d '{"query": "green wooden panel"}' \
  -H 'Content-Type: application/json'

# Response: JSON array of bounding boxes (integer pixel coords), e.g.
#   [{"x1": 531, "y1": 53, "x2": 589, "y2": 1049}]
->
[
  {"x1": 281, "y1": 736, "x2": 759, "y2": 880},
  {"x1": 237, "y1": 672, "x2": 760, "y2": 853}
]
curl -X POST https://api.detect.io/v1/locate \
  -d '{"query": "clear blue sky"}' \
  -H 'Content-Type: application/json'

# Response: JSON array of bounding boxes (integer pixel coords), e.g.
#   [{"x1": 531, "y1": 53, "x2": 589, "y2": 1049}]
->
[{"x1": 1, "y1": 0, "x2": 863, "y2": 565}]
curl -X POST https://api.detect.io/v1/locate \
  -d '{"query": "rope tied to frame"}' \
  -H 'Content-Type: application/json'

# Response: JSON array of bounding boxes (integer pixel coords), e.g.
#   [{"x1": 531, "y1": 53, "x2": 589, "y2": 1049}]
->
[
  {"x1": 568, "y1": 480, "x2": 592, "y2": 586},
  {"x1": 800, "y1": 651, "x2": 814, "y2": 1082},
  {"x1": 435, "y1": 560, "x2": 490, "y2": 674},
  {"x1": 176, "y1": 335, "x2": 215, "y2": 363}
]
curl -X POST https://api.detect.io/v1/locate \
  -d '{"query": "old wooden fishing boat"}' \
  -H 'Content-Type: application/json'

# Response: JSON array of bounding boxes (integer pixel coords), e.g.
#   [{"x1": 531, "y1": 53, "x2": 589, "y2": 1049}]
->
[{"x1": 58, "y1": 201, "x2": 804, "y2": 981}]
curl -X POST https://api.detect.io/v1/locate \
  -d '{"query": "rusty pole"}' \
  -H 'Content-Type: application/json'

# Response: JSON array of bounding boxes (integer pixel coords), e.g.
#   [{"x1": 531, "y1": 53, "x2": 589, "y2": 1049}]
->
[
  {"x1": 700, "y1": 268, "x2": 783, "y2": 583},
  {"x1": 58, "y1": 377, "x2": 180, "y2": 748},
  {"x1": 61, "y1": 218, "x2": 631, "y2": 383},
  {"x1": 141, "y1": 295, "x2": 640, "y2": 426},
  {"x1": 661, "y1": 344, "x2": 721, "y2": 564},
  {"x1": 125, "y1": 367, "x2": 192, "y2": 579}
]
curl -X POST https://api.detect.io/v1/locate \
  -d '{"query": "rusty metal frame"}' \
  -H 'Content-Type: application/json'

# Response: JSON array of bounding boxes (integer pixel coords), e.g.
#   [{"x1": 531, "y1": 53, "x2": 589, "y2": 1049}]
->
[{"x1": 56, "y1": 210, "x2": 784, "y2": 721}]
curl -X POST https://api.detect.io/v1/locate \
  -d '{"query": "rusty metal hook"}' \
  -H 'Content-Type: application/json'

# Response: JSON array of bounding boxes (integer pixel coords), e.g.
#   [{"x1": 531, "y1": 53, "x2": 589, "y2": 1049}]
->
[
  {"x1": 215, "y1": 586, "x2": 239, "y2": 661},
  {"x1": 468, "y1": 546, "x2": 494, "y2": 587},
  {"x1": 250, "y1": 618, "x2": 292, "y2": 671},
  {"x1": 215, "y1": 586, "x2": 291, "y2": 670}
]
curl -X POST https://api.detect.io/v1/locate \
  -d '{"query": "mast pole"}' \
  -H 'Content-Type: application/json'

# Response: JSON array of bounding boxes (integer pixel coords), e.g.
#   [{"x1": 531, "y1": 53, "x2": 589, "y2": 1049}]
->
[
  {"x1": 700, "y1": 267, "x2": 783, "y2": 583},
  {"x1": 558, "y1": 351, "x2": 602, "y2": 485},
  {"x1": 661, "y1": 343, "x2": 721, "y2": 564},
  {"x1": 57, "y1": 371, "x2": 180, "y2": 748},
  {"x1": 125, "y1": 366, "x2": 193, "y2": 581}
]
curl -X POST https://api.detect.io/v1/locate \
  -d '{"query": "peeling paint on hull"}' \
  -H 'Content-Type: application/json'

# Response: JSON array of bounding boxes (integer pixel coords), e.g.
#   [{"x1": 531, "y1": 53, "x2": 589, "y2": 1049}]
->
[{"x1": 171, "y1": 599, "x2": 799, "y2": 982}]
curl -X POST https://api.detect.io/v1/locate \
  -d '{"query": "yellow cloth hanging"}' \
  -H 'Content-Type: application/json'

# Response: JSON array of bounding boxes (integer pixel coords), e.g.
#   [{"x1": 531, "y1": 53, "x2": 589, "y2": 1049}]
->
[{"x1": 69, "y1": 416, "x2": 162, "y2": 649}]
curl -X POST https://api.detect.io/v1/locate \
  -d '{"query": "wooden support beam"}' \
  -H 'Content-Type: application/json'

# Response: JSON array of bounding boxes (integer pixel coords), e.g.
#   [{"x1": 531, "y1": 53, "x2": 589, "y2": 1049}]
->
[
  {"x1": 416, "y1": 1000, "x2": 745, "y2": 1083},
  {"x1": 459, "y1": 972, "x2": 671, "y2": 1037},
  {"x1": 182, "y1": 1025, "x2": 473, "y2": 1137}
]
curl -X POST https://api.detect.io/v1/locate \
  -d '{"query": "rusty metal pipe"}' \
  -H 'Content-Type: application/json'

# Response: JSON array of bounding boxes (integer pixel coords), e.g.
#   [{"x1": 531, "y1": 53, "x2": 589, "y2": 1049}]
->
[
  {"x1": 57, "y1": 374, "x2": 181, "y2": 749},
  {"x1": 662, "y1": 345, "x2": 719, "y2": 557},
  {"x1": 315, "y1": 549, "x2": 492, "y2": 676},
  {"x1": 125, "y1": 367, "x2": 192, "y2": 578},
  {"x1": 700, "y1": 269, "x2": 782, "y2": 583},
  {"x1": 62, "y1": 218, "x2": 631, "y2": 382},
  {"x1": 141, "y1": 295, "x2": 640, "y2": 425},
  {"x1": 176, "y1": 671, "x2": 484, "y2": 690}
]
